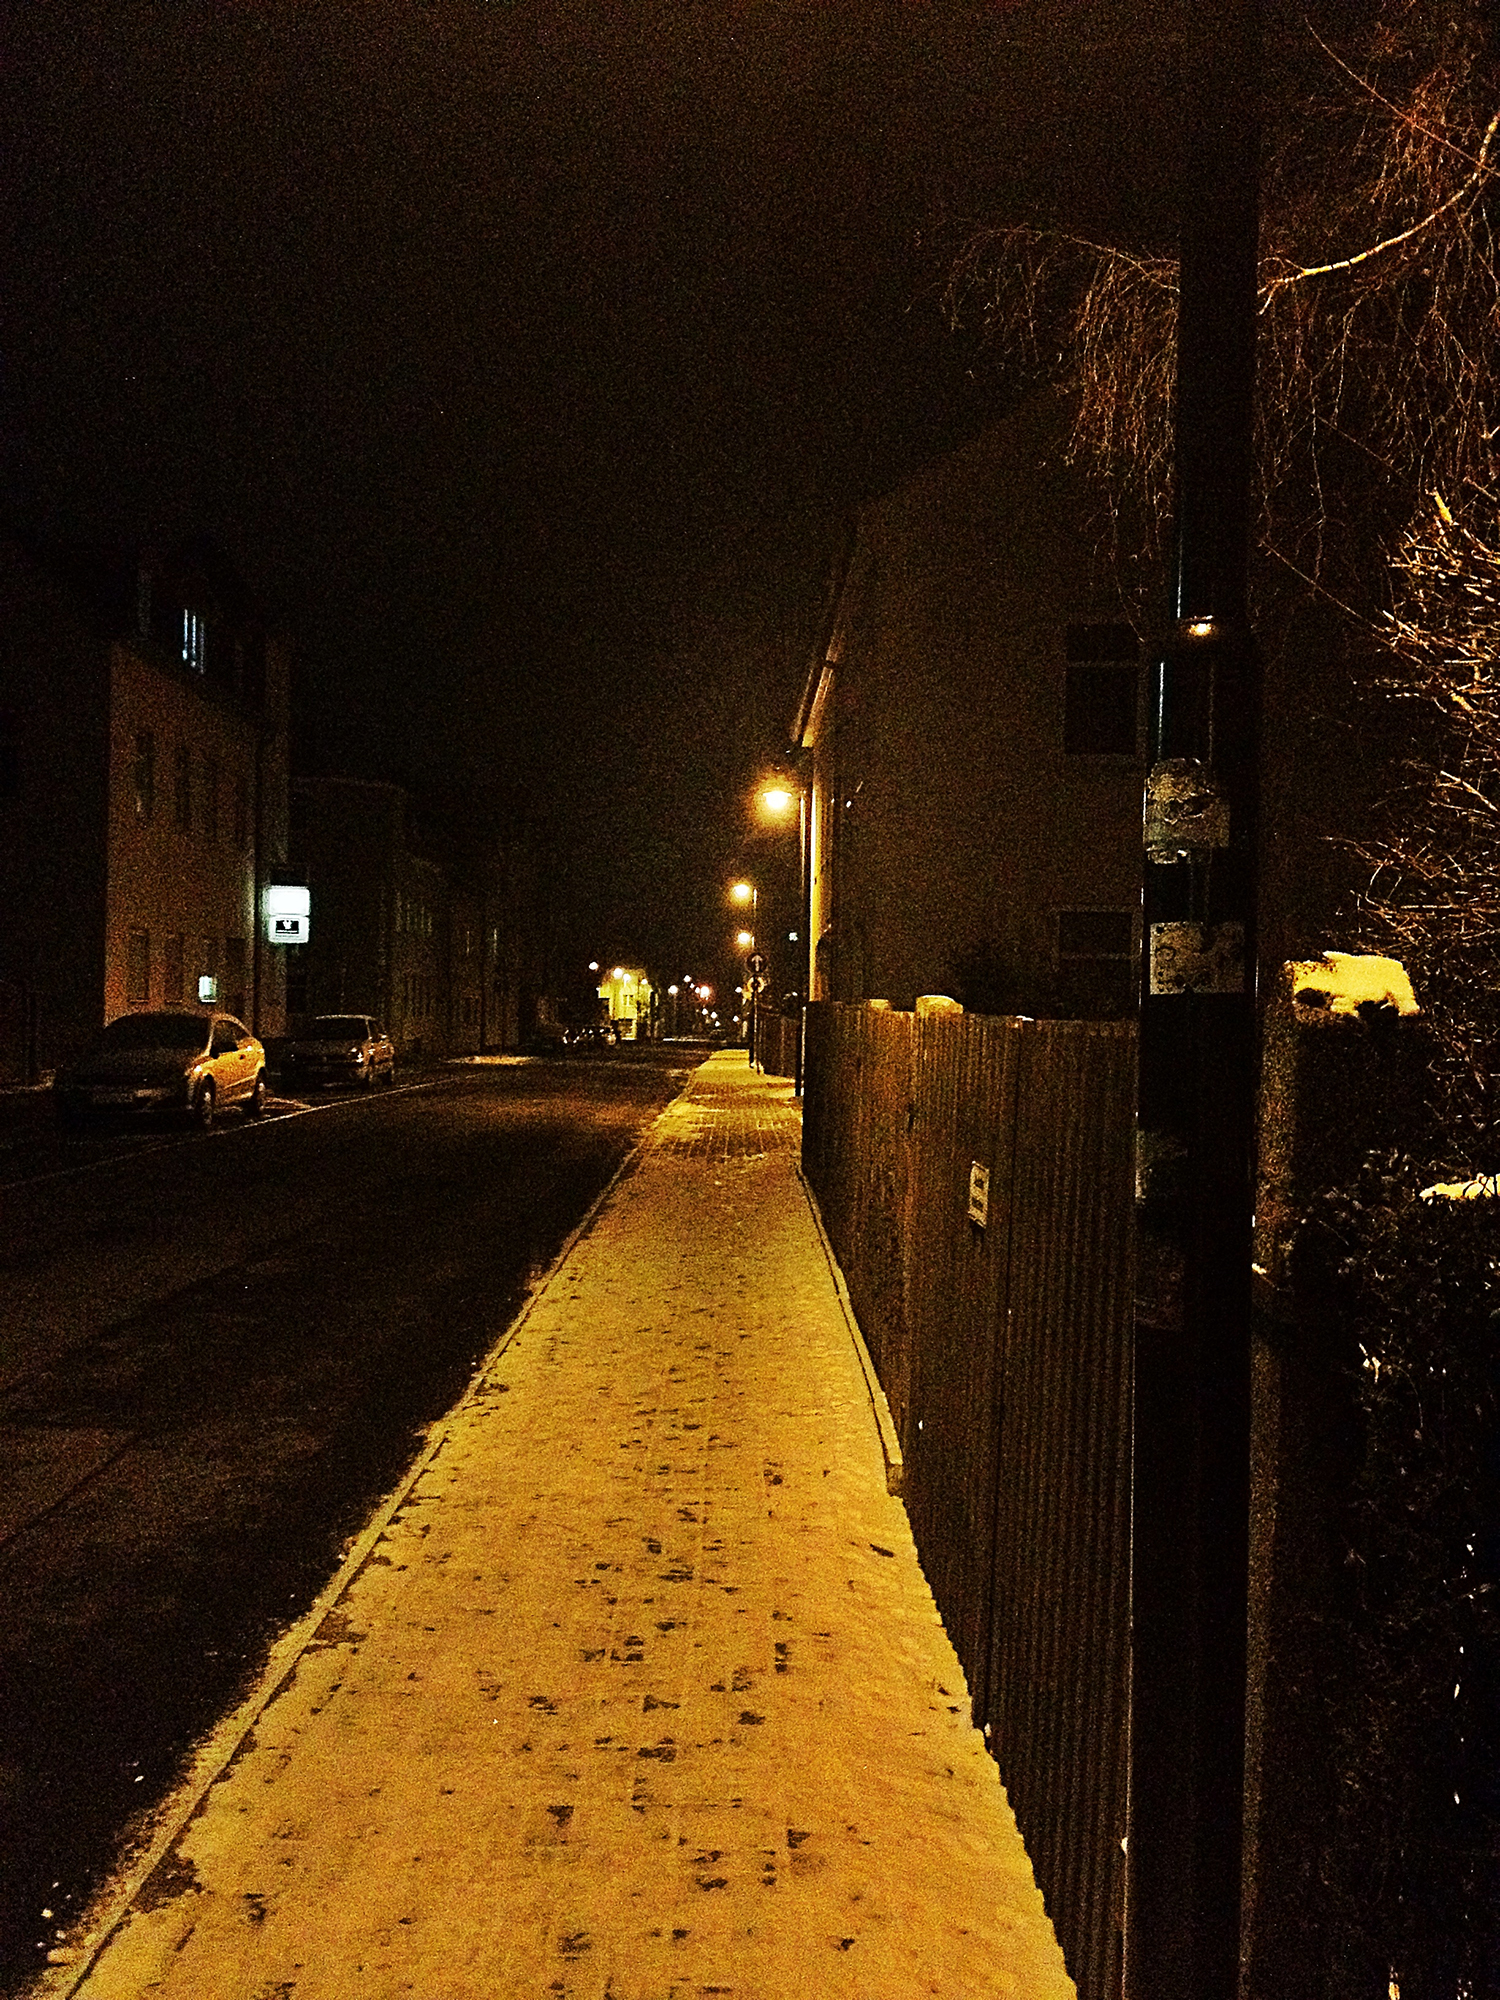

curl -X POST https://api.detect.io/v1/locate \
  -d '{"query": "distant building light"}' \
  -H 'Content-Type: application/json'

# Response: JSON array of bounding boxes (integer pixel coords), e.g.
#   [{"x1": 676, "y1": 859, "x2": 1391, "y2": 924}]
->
[
  {"x1": 183, "y1": 609, "x2": 207, "y2": 674},
  {"x1": 197, "y1": 974, "x2": 218, "y2": 1003}
]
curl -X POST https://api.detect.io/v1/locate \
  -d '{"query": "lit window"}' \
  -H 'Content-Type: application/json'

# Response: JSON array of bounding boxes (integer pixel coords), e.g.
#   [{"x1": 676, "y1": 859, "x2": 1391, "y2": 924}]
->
[{"x1": 182, "y1": 610, "x2": 206, "y2": 674}]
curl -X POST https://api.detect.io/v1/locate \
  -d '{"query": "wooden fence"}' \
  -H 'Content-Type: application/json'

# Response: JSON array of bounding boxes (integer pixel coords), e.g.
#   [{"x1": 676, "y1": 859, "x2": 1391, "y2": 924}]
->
[{"x1": 802, "y1": 1001, "x2": 1135, "y2": 2000}]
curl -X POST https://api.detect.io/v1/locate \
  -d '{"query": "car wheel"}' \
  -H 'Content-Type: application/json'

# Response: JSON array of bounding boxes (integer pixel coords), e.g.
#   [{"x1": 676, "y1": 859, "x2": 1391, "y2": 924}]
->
[
  {"x1": 192, "y1": 1079, "x2": 216, "y2": 1131},
  {"x1": 245, "y1": 1073, "x2": 268, "y2": 1119}
]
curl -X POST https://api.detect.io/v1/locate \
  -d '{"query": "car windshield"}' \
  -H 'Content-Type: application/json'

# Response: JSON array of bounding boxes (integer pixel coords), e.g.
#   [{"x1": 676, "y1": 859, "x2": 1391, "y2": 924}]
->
[
  {"x1": 310, "y1": 1016, "x2": 370, "y2": 1038},
  {"x1": 97, "y1": 1013, "x2": 209, "y2": 1051}
]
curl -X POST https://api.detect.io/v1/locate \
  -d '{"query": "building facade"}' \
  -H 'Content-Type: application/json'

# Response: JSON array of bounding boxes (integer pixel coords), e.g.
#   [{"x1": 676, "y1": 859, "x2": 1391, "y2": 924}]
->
[
  {"x1": 794, "y1": 397, "x2": 1146, "y2": 1020},
  {"x1": 0, "y1": 536, "x2": 291, "y2": 1078},
  {"x1": 288, "y1": 776, "x2": 549, "y2": 1059}
]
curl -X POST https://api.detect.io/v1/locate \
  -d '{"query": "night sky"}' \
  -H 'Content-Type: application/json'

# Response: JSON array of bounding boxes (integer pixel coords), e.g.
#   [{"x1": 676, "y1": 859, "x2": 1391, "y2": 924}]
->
[{"x1": 4, "y1": 0, "x2": 1186, "y2": 988}]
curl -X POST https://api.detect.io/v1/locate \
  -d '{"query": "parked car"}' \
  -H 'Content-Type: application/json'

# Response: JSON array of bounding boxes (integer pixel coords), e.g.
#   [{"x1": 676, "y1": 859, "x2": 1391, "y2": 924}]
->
[
  {"x1": 279, "y1": 1014, "x2": 395, "y2": 1092},
  {"x1": 563, "y1": 1022, "x2": 618, "y2": 1051},
  {"x1": 54, "y1": 1010, "x2": 267, "y2": 1130}
]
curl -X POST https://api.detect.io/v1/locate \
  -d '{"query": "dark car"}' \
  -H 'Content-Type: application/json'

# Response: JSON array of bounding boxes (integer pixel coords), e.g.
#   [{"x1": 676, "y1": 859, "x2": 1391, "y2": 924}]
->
[
  {"x1": 279, "y1": 1014, "x2": 396, "y2": 1092},
  {"x1": 54, "y1": 1010, "x2": 267, "y2": 1130}
]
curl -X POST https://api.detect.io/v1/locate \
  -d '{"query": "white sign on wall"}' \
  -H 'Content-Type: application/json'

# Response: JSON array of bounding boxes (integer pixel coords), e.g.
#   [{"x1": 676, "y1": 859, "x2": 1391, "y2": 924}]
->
[{"x1": 263, "y1": 883, "x2": 311, "y2": 946}]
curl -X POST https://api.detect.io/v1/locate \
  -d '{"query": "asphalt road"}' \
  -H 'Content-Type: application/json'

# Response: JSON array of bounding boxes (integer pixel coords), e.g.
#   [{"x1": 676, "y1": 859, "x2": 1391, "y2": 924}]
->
[{"x1": 0, "y1": 1050, "x2": 701, "y2": 1992}]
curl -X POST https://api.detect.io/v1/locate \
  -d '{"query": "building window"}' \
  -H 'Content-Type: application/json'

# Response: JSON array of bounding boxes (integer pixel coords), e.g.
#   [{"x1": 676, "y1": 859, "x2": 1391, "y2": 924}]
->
[
  {"x1": 233, "y1": 775, "x2": 249, "y2": 851},
  {"x1": 204, "y1": 755, "x2": 220, "y2": 845},
  {"x1": 224, "y1": 935, "x2": 246, "y2": 1019},
  {"x1": 183, "y1": 609, "x2": 207, "y2": 675},
  {"x1": 1063, "y1": 622, "x2": 1141, "y2": 757},
  {"x1": 164, "y1": 933, "x2": 185, "y2": 1005},
  {"x1": 1056, "y1": 907, "x2": 1136, "y2": 1017},
  {"x1": 1065, "y1": 621, "x2": 1139, "y2": 662},
  {"x1": 174, "y1": 745, "x2": 192, "y2": 830},
  {"x1": 1064, "y1": 665, "x2": 1140, "y2": 756},
  {"x1": 285, "y1": 947, "x2": 308, "y2": 1015},
  {"x1": 133, "y1": 729, "x2": 156, "y2": 820},
  {"x1": 0, "y1": 712, "x2": 17, "y2": 803},
  {"x1": 127, "y1": 930, "x2": 151, "y2": 1006}
]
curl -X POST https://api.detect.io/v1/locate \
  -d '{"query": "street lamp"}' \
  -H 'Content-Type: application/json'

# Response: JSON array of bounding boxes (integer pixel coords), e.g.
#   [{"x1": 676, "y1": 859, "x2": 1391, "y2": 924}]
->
[
  {"x1": 727, "y1": 882, "x2": 762, "y2": 1064},
  {"x1": 756, "y1": 770, "x2": 810, "y2": 1093}
]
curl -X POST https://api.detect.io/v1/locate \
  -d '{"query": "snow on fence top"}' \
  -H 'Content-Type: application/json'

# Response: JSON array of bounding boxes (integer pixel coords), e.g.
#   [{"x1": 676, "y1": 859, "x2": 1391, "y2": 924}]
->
[{"x1": 1290, "y1": 951, "x2": 1420, "y2": 1017}]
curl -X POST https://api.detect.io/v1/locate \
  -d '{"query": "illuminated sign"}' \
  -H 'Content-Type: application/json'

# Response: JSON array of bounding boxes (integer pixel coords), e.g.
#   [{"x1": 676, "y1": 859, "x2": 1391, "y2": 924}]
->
[{"x1": 263, "y1": 882, "x2": 311, "y2": 946}]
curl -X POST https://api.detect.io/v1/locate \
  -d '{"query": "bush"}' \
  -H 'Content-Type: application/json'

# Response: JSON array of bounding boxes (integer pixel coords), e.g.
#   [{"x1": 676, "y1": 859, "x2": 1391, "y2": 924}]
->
[{"x1": 1294, "y1": 1153, "x2": 1500, "y2": 1997}]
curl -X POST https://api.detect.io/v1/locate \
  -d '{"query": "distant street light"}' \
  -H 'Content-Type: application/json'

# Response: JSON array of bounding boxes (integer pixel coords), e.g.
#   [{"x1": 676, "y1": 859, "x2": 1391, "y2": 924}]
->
[
  {"x1": 727, "y1": 882, "x2": 761, "y2": 1064},
  {"x1": 755, "y1": 770, "x2": 810, "y2": 1093}
]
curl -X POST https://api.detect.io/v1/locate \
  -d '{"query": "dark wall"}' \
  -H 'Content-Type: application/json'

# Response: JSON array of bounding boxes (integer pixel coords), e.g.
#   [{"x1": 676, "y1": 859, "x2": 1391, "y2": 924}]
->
[{"x1": 0, "y1": 543, "x2": 111, "y2": 1072}]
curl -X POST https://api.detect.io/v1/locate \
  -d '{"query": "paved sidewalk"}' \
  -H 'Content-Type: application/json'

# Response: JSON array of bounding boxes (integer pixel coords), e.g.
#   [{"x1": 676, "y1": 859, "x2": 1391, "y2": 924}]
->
[{"x1": 42, "y1": 1053, "x2": 1074, "y2": 2000}]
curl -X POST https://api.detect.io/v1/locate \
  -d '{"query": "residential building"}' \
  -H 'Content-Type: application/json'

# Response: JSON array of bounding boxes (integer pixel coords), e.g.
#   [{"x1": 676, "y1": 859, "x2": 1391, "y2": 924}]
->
[
  {"x1": 794, "y1": 397, "x2": 1145, "y2": 1019},
  {"x1": 0, "y1": 535, "x2": 291, "y2": 1078},
  {"x1": 597, "y1": 965, "x2": 655, "y2": 1040},
  {"x1": 288, "y1": 777, "x2": 548, "y2": 1058}
]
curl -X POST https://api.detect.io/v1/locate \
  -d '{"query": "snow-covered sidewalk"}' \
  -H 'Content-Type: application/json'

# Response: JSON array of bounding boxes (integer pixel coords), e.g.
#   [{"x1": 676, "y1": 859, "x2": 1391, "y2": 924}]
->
[{"x1": 42, "y1": 1052, "x2": 1073, "y2": 2000}]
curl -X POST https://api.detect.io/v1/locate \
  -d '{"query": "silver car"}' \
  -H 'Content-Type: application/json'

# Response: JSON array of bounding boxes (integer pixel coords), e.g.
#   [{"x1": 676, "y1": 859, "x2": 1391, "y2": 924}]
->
[
  {"x1": 54, "y1": 1010, "x2": 267, "y2": 1130},
  {"x1": 278, "y1": 1014, "x2": 396, "y2": 1092}
]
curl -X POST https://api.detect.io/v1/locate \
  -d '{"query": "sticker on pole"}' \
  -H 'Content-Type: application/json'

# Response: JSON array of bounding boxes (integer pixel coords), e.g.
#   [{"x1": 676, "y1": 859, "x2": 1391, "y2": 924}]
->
[
  {"x1": 1149, "y1": 921, "x2": 1245, "y2": 995},
  {"x1": 967, "y1": 1161, "x2": 990, "y2": 1228}
]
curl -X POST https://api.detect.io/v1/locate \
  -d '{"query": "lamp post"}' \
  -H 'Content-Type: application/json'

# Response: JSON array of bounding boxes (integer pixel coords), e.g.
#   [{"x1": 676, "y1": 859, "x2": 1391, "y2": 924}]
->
[
  {"x1": 756, "y1": 775, "x2": 809, "y2": 1092},
  {"x1": 729, "y1": 881, "x2": 760, "y2": 1064}
]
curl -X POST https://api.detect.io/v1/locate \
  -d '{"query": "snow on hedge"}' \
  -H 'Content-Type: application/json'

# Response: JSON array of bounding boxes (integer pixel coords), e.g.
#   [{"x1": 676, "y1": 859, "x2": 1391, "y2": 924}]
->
[{"x1": 1290, "y1": 951, "x2": 1420, "y2": 1017}]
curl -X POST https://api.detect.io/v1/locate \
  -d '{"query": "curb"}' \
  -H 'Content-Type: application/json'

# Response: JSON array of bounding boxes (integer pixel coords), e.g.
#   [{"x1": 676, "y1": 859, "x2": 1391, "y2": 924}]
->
[{"x1": 795, "y1": 1161, "x2": 905, "y2": 1498}]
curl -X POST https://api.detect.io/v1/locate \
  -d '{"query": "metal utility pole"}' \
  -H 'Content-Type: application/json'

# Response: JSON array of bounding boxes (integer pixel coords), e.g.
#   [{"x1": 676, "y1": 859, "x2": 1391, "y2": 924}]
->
[{"x1": 1127, "y1": 4, "x2": 1262, "y2": 1996}]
